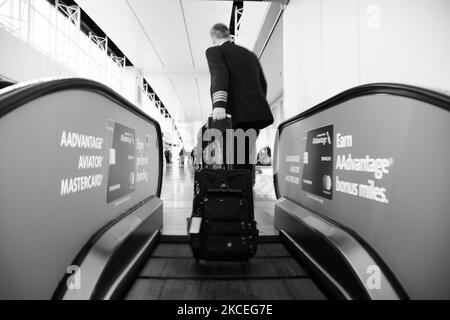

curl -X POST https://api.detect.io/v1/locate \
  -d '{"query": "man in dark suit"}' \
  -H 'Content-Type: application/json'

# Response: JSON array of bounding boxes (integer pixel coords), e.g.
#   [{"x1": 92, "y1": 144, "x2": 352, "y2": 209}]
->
[{"x1": 206, "y1": 23, "x2": 274, "y2": 184}]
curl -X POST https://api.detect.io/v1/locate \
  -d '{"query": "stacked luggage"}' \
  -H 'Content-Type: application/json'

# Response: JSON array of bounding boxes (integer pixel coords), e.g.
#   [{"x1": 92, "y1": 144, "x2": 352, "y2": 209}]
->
[{"x1": 189, "y1": 116, "x2": 259, "y2": 262}]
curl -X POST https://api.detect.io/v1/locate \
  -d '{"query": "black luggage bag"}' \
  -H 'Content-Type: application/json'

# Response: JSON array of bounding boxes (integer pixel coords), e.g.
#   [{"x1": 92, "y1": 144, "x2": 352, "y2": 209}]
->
[{"x1": 189, "y1": 116, "x2": 259, "y2": 261}]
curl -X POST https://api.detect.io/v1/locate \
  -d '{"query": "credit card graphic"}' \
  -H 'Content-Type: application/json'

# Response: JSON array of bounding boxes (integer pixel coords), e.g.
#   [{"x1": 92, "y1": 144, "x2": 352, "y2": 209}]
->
[
  {"x1": 302, "y1": 125, "x2": 334, "y2": 200},
  {"x1": 106, "y1": 120, "x2": 136, "y2": 203}
]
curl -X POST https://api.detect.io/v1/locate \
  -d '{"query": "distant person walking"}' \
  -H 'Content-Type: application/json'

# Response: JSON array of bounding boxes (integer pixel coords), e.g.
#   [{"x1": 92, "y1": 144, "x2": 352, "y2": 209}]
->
[
  {"x1": 179, "y1": 149, "x2": 185, "y2": 168},
  {"x1": 164, "y1": 149, "x2": 172, "y2": 168},
  {"x1": 190, "y1": 149, "x2": 195, "y2": 168},
  {"x1": 206, "y1": 23, "x2": 274, "y2": 184}
]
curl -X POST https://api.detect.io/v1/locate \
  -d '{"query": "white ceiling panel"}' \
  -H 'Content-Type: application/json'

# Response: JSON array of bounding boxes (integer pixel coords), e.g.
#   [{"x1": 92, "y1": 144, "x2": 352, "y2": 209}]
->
[
  {"x1": 145, "y1": 74, "x2": 184, "y2": 117},
  {"x1": 170, "y1": 74, "x2": 202, "y2": 121},
  {"x1": 127, "y1": 0, "x2": 192, "y2": 70},
  {"x1": 182, "y1": 0, "x2": 233, "y2": 69},
  {"x1": 76, "y1": 0, "x2": 163, "y2": 70},
  {"x1": 145, "y1": 72, "x2": 212, "y2": 123}
]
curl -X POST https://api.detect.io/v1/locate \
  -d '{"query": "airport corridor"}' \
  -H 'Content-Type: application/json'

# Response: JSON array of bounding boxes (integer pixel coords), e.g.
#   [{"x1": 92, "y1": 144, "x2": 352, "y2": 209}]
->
[{"x1": 161, "y1": 163, "x2": 278, "y2": 236}]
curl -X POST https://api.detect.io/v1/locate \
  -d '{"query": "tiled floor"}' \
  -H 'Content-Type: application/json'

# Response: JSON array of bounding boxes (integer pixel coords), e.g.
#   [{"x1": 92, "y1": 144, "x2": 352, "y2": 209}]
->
[{"x1": 161, "y1": 162, "x2": 278, "y2": 236}]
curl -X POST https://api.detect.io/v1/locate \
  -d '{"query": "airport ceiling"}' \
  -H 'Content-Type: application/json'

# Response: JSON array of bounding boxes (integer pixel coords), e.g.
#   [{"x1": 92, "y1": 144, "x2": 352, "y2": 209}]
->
[{"x1": 75, "y1": 0, "x2": 276, "y2": 148}]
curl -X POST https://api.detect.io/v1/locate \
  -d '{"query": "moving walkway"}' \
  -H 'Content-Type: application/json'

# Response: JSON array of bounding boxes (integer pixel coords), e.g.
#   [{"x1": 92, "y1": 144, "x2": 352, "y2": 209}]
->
[
  {"x1": 0, "y1": 79, "x2": 448, "y2": 300},
  {"x1": 124, "y1": 237, "x2": 326, "y2": 300}
]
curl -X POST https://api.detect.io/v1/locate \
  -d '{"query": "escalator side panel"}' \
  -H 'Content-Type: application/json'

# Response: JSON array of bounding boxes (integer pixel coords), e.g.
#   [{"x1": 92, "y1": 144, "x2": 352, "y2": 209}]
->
[
  {"x1": 275, "y1": 198, "x2": 401, "y2": 300},
  {"x1": 55, "y1": 197, "x2": 163, "y2": 300},
  {"x1": 0, "y1": 79, "x2": 163, "y2": 299},
  {"x1": 274, "y1": 86, "x2": 450, "y2": 299}
]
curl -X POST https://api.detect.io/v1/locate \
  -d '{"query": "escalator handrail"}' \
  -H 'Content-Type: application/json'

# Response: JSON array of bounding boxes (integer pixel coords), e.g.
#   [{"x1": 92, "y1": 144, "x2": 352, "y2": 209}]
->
[
  {"x1": 0, "y1": 77, "x2": 164, "y2": 198},
  {"x1": 278, "y1": 82, "x2": 449, "y2": 135},
  {"x1": 0, "y1": 79, "x2": 16, "y2": 90}
]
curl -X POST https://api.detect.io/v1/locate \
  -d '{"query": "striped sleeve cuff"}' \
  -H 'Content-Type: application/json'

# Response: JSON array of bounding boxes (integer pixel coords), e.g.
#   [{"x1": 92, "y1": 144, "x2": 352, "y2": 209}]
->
[{"x1": 212, "y1": 91, "x2": 228, "y2": 108}]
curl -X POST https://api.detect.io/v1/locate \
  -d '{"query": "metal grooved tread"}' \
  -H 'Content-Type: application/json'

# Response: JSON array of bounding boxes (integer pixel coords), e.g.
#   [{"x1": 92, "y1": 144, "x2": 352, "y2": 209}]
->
[
  {"x1": 126, "y1": 243, "x2": 326, "y2": 300},
  {"x1": 151, "y1": 242, "x2": 292, "y2": 258}
]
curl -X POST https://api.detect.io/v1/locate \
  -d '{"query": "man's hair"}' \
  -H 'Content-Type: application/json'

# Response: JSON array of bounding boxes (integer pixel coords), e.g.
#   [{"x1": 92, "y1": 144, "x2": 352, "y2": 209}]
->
[{"x1": 210, "y1": 23, "x2": 230, "y2": 39}]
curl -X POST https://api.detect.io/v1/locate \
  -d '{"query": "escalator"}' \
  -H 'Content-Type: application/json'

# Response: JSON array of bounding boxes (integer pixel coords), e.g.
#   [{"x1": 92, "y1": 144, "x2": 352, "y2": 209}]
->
[
  {"x1": 124, "y1": 236, "x2": 327, "y2": 300},
  {"x1": 0, "y1": 79, "x2": 449, "y2": 300}
]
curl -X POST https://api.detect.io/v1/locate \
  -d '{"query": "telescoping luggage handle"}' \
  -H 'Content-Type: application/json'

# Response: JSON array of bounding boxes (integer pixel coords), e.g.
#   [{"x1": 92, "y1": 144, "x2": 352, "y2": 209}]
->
[{"x1": 207, "y1": 114, "x2": 233, "y2": 171}]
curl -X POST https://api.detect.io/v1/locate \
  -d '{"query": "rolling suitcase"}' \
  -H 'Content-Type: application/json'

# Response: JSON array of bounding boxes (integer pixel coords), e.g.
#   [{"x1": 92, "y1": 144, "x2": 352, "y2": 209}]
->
[{"x1": 189, "y1": 115, "x2": 259, "y2": 262}]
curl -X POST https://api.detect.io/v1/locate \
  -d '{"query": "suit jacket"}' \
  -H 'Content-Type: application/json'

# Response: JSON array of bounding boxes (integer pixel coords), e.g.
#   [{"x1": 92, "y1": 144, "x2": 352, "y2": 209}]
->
[{"x1": 206, "y1": 41, "x2": 274, "y2": 130}]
